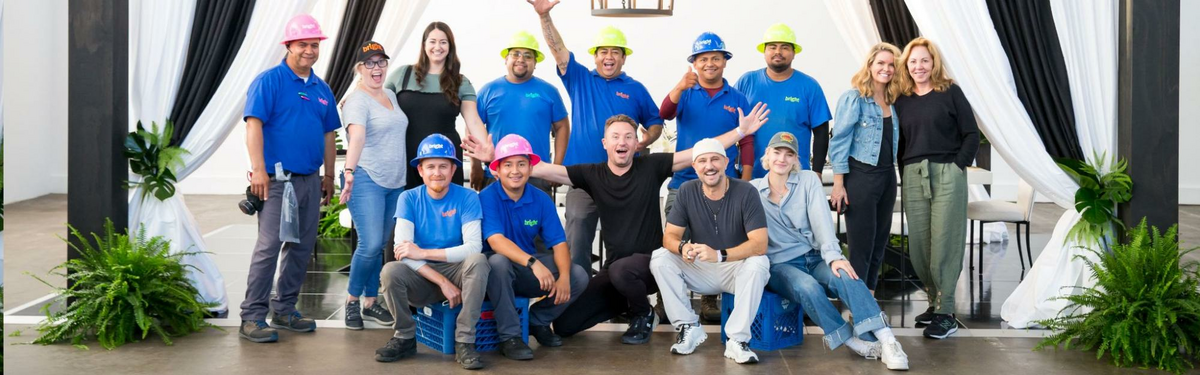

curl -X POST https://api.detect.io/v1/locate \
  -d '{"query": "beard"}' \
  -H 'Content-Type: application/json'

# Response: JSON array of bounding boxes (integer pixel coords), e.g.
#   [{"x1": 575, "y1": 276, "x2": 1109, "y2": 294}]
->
[{"x1": 768, "y1": 60, "x2": 790, "y2": 73}]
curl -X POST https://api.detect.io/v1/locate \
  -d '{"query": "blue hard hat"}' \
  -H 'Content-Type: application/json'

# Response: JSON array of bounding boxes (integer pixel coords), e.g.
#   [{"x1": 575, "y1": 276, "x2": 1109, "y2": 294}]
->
[
  {"x1": 410, "y1": 133, "x2": 461, "y2": 167},
  {"x1": 688, "y1": 32, "x2": 732, "y2": 63}
]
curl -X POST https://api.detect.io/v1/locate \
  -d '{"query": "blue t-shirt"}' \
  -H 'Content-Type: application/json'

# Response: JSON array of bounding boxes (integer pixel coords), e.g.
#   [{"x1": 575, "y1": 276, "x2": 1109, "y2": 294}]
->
[
  {"x1": 395, "y1": 184, "x2": 482, "y2": 250},
  {"x1": 243, "y1": 59, "x2": 342, "y2": 175},
  {"x1": 669, "y1": 80, "x2": 750, "y2": 189},
  {"x1": 480, "y1": 183, "x2": 567, "y2": 255},
  {"x1": 476, "y1": 76, "x2": 568, "y2": 178},
  {"x1": 735, "y1": 68, "x2": 831, "y2": 177},
  {"x1": 559, "y1": 52, "x2": 663, "y2": 165}
]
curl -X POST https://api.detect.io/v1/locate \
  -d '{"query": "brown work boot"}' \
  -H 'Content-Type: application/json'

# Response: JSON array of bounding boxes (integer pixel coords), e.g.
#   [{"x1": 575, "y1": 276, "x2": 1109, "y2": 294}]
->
[{"x1": 700, "y1": 295, "x2": 721, "y2": 323}]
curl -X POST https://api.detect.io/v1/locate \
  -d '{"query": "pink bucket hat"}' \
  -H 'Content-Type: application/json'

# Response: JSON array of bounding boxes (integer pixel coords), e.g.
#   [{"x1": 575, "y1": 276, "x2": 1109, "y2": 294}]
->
[
  {"x1": 489, "y1": 134, "x2": 542, "y2": 172},
  {"x1": 280, "y1": 14, "x2": 328, "y2": 45}
]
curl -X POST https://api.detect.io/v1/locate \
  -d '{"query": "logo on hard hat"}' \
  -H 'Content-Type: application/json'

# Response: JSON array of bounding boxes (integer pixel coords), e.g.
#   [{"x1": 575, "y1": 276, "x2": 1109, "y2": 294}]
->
[
  {"x1": 499, "y1": 142, "x2": 520, "y2": 154},
  {"x1": 694, "y1": 40, "x2": 712, "y2": 50}
]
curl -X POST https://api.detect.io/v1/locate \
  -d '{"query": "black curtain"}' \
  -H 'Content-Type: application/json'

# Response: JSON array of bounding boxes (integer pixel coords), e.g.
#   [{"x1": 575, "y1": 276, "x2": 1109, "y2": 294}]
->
[
  {"x1": 324, "y1": 0, "x2": 388, "y2": 101},
  {"x1": 868, "y1": 0, "x2": 921, "y2": 47},
  {"x1": 986, "y1": 0, "x2": 1083, "y2": 160},
  {"x1": 167, "y1": 0, "x2": 256, "y2": 146}
]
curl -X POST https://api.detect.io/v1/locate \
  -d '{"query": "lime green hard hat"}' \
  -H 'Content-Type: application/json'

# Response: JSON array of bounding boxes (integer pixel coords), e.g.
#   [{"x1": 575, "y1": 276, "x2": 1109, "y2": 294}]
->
[
  {"x1": 588, "y1": 25, "x2": 632, "y2": 56},
  {"x1": 501, "y1": 31, "x2": 545, "y2": 63},
  {"x1": 757, "y1": 23, "x2": 801, "y2": 53}
]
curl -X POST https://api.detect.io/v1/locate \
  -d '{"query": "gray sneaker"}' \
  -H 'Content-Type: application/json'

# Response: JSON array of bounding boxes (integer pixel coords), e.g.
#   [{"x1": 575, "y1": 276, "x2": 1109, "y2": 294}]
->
[
  {"x1": 345, "y1": 300, "x2": 364, "y2": 330},
  {"x1": 239, "y1": 320, "x2": 278, "y2": 343},
  {"x1": 455, "y1": 342, "x2": 485, "y2": 370},
  {"x1": 363, "y1": 301, "x2": 395, "y2": 325},
  {"x1": 271, "y1": 311, "x2": 317, "y2": 332}
]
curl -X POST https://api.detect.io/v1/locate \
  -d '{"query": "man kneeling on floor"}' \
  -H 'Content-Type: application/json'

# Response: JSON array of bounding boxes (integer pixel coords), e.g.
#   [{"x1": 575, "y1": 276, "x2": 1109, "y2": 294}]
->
[
  {"x1": 375, "y1": 134, "x2": 490, "y2": 370},
  {"x1": 751, "y1": 132, "x2": 908, "y2": 370},
  {"x1": 652, "y1": 138, "x2": 771, "y2": 364},
  {"x1": 483, "y1": 134, "x2": 588, "y2": 360}
]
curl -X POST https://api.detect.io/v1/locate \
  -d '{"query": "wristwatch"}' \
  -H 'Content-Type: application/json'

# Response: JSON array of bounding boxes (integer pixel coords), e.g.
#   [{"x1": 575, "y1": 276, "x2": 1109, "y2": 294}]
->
[
  {"x1": 525, "y1": 257, "x2": 537, "y2": 268},
  {"x1": 718, "y1": 249, "x2": 728, "y2": 263}
]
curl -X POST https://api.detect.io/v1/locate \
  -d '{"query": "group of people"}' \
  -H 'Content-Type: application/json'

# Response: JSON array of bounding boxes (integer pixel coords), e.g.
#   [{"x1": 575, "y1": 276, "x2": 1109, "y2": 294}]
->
[{"x1": 237, "y1": 0, "x2": 978, "y2": 371}]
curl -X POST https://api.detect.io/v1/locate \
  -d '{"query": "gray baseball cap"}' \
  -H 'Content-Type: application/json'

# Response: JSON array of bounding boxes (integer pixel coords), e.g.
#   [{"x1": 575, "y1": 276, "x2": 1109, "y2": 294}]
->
[{"x1": 767, "y1": 132, "x2": 799, "y2": 153}]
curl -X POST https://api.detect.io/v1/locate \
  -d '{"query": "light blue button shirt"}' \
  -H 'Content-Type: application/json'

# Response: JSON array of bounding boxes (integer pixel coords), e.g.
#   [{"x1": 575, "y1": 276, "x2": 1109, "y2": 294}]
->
[{"x1": 750, "y1": 171, "x2": 844, "y2": 264}]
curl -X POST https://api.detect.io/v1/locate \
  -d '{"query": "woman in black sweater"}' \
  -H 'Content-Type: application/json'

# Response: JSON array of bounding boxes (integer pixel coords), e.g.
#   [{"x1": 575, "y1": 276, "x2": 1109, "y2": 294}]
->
[{"x1": 894, "y1": 37, "x2": 978, "y2": 340}]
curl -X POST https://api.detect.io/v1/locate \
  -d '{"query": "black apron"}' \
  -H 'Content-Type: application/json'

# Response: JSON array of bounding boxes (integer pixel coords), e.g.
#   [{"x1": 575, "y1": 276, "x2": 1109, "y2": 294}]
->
[{"x1": 395, "y1": 65, "x2": 465, "y2": 188}]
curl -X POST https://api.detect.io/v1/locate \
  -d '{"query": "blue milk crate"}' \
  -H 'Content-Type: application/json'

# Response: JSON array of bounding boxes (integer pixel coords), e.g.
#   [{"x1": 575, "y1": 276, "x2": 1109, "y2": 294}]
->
[
  {"x1": 414, "y1": 297, "x2": 529, "y2": 354},
  {"x1": 719, "y1": 291, "x2": 804, "y2": 351}
]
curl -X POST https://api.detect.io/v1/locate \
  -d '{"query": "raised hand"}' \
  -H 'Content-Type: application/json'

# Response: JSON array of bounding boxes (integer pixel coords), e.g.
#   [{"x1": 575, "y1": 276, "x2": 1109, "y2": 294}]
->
[
  {"x1": 461, "y1": 134, "x2": 495, "y2": 164},
  {"x1": 677, "y1": 66, "x2": 699, "y2": 92},
  {"x1": 737, "y1": 102, "x2": 771, "y2": 137},
  {"x1": 527, "y1": 0, "x2": 560, "y2": 15}
]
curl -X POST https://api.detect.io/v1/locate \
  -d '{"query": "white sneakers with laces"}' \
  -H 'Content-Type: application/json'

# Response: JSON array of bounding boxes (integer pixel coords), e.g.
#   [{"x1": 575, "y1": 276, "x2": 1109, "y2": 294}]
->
[
  {"x1": 669, "y1": 323, "x2": 707, "y2": 355},
  {"x1": 846, "y1": 337, "x2": 883, "y2": 359},
  {"x1": 881, "y1": 340, "x2": 910, "y2": 371},
  {"x1": 723, "y1": 340, "x2": 759, "y2": 364}
]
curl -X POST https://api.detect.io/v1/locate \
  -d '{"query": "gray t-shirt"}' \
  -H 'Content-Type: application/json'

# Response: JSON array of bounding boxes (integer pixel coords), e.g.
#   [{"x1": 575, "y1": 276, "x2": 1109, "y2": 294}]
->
[
  {"x1": 343, "y1": 89, "x2": 408, "y2": 189},
  {"x1": 666, "y1": 178, "x2": 767, "y2": 251}
]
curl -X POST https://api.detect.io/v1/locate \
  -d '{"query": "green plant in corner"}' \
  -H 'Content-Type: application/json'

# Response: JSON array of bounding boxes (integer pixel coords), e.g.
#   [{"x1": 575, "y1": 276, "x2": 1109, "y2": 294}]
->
[
  {"x1": 30, "y1": 219, "x2": 217, "y2": 350},
  {"x1": 1035, "y1": 219, "x2": 1200, "y2": 374},
  {"x1": 318, "y1": 195, "x2": 350, "y2": 238},
  {"x1": 1055, "y1": 151, "x2": 1133, "y2": 248},
  {"x1": 125, "y1": 121, "x2": 190, "y2": 201}
]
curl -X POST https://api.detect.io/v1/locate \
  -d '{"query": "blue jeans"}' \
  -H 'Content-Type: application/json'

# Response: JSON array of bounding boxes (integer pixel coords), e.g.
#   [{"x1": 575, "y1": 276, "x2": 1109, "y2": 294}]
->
[
  {"x1": 346, "y1": 169, "x2": 404, "y2": 298},
  {"x1": 767, "y1": 251, "x2": 887, "y2": 350}
]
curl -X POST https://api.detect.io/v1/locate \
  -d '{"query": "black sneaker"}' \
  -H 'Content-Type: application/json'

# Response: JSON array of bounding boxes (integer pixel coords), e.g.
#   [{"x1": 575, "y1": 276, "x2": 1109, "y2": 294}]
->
[
  {"x1": 500, "y1": 337, "x2": 534, "y2": 360},
  {"x1": 270, "y1": 311, "x2": 317, "y2": 332},
  {"x1": 621, "y1": 310, "x2": 658, "y2": 345},
  {"x1": 923, "y1": 313, "x2": 958, "y2": 339},
  {"x1": 345, "y1": 300, "x2": 364, "y2": 330},
  {"x1": 363, "y1": 301, "x2": 395, "y2": 325},
  {"x1": 455, "y1": 342, "x2": 485, "y2": 370},
  {"x1": 915, "y1": 306, "x2": 935, "y2": 325},
  {"x1": 239, "y1": 320, "x2": 278, "y2": 343},
  {"x1": 375, "y1": 336, "x2": 416, "y2": 362},
  {"x1": 530, "y1": 325, "x2": 562, "y2": 347}
]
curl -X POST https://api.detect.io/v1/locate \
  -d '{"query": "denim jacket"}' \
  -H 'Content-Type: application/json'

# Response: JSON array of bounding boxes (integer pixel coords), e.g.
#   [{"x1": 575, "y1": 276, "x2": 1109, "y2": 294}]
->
[
  {"x1": 750, "y1": 171, "x2": 844, "y2": 265},
  {"x1": 829, "y1": 89, "x2": 899, "y2": 174}
]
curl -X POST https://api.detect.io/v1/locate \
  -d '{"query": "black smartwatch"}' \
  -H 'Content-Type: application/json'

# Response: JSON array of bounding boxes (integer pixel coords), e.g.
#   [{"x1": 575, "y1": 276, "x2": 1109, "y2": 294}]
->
[
  {"x1": 525, "y1": 257, "x2": 538, "y2": 268},
  {"x1": 718, "y1": 249, "x2": 728, "y2": 263}
]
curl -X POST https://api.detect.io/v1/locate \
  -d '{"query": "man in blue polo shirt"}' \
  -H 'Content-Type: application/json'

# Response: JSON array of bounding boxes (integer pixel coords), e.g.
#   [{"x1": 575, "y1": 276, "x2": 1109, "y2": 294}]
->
[
  {"x1": 482, "y1": 135, "x2": 588, "y2": 361},
  {"x1": 375, "y1": 134, "x2": 490, "y2": 370},
  {"x1": 239, "y1": 14, "x2": 340, "y2": 344},
  {"x1": 660, "y1": 31, "x2": 754, "y2": 323},
  {"x1": 472, "y1": 31, "x2": 569, "y2": 196},
  {"x1": 736, "y1": 23, "x2": 832, "y2": 178},
  {"x1": 530, "y1": 0, "x2": 664, "y2": 274}
]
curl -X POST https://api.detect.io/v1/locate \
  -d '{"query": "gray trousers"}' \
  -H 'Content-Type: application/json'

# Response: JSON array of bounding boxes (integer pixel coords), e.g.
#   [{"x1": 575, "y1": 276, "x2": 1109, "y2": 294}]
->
[
  {"x1": 486, "y1": 253, "x2": 589, "y2": 340},
  {"x1": 565, "y1": 188, "x2": 600, "y2": 274},
  {"x1": 240, "y1": 174, "x2": 321, "y2": 321},
  {"x1": 650, "y1": 249, "x2": 770, "y2": 343},
  {"x1": 380, "y1": 254, "x2": 490, "y2": 343}
]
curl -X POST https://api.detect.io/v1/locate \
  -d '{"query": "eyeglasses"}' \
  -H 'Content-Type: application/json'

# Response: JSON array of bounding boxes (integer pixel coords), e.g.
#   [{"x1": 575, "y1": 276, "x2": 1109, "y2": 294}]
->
[
  {"x1": 507, "y1": 51, "x2": 536, "y2": 61},
  {"x1": 362, "y1": 59, "x2": 389, "y2": 69}
]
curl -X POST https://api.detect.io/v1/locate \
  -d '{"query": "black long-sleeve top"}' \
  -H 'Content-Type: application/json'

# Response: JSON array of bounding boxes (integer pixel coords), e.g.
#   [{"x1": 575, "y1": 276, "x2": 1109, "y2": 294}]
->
[{"x1": 894, "y1": 83, "x2": 979, "y2": 170}]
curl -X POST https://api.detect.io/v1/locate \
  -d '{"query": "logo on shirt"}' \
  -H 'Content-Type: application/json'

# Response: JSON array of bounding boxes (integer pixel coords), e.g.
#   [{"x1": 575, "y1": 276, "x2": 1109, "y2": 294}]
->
[
  {"x1": 615, "y1": 91, "x2": 630, "y2": 100},
  {"x1": 442, "y1": 208, "x2": 457, "y2": 218},
  {"x1": 723, "y1": 105, "x2": 736, "y2": 113},
  {"x1": 318, "y1": 98, "x2": 329, "y2": 106},
  {"x1": 525, "y1": 92, "x2": 542, "y2": 99},
  {"x1": 298, "y1": 91, "x2": 310, "y2": 101},
  {"x1": 784, "y1": 96, "x2": 800, "y2": 103},
  {"x1": 524, "y1": 219, "x2": 539, "y2": 227}
]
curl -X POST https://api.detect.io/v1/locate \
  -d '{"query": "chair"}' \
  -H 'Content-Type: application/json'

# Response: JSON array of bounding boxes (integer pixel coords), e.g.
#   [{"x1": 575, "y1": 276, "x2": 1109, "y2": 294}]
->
[{"x1": 967, "y1": 180, "x2": 1035, "y2": 287}]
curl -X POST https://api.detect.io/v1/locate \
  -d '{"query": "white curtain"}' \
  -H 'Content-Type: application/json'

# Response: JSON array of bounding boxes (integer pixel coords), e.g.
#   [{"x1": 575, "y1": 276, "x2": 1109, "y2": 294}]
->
[
  {"x1": 1000, "y1": 0, "x2": 1118, "y2": 328},
  {"x1": 822, "y1": 0, "x2": 882, "y2": 63},
  {"x1": 1, "y1": 0, "x2": 6, "y2": 285},
  {"x1": 339, "y1": 0, "x2": 431, "y2": 94},
  {"x1": 309, "y1": 0, "x2": 348, "y2": 81},
  {"x1": 128, "y1": 0, "x2": 320, "y2": 313},
  {"x1": 128, "y1": 0, "x2": 196, "y2": 128}
]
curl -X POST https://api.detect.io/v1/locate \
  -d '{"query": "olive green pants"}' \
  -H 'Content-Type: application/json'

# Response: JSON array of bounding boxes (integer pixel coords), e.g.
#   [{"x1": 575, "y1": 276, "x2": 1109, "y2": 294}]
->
[{"x1": 902, "y1": 160, "x2": 968, "y2": 314}]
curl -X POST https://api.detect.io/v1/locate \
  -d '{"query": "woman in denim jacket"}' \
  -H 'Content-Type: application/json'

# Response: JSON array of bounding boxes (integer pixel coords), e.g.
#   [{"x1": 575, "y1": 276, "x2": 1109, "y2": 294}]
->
[{"x1": 829, "y1": 43, "x2": 902, "y2": 295}]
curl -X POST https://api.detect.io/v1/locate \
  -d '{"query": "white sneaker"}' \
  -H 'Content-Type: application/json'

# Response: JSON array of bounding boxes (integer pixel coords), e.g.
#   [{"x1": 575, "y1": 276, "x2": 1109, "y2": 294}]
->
[
  {"x1": 846, "y1": 337, "x2": 883, "y2": 360},
  {"x1": 881, "y1": 340, "x2": 910, "y2": 371},
  {"x1": 723, "y1": 340, "x2": 759, "y2": 364},
  {"x1": 669, "y1": 323, "x2": 707, "y2": 355}
]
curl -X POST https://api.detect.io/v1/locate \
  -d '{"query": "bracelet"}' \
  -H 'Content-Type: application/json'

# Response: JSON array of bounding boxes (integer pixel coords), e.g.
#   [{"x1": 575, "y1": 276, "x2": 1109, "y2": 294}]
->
[
  {"x1": 736, "y1": 127, "x2": 745, "y2": 137},
  {"x1": 344, "y1": 167, "x2": 355, "y2": 173},
  {"x1": 677, "y1": 240, "x2": 688, "y2": 255},
  {"x1": 718, "y1": 249, "x2": 728, "y2": 263}
]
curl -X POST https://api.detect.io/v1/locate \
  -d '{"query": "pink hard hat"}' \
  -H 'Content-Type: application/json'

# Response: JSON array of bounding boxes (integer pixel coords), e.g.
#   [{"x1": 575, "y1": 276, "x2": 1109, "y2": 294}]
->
[
  {"x1": 489, "y1": 134, "x2": 542, "y2": 172},
  {"x1": 280, "y1": 14, "x2": 328, "y2": 45}
]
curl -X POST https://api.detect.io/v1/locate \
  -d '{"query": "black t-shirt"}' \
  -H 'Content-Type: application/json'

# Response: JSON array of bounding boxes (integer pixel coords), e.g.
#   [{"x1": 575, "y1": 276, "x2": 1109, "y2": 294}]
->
[
  {"x1": 666, "y1": 178, "x2": 767, "y2": 252},
  {"x1": 894, "y1": 84, "x2": 980, "y2": 169},
  {"x1": 567, "y1": 153, "x2": 674, "y2": 266},
  {"x1": 850, "y1": 116, "x2": 895, "y2": 174}
]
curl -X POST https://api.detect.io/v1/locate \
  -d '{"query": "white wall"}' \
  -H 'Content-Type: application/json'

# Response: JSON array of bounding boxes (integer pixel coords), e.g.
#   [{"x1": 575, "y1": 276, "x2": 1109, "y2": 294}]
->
[
  {"x1": 1180, "y1": 0, "x2": 1200, "y2": 205},
  {"x1": 3, "y1": 0, "x2": 69, "y2": 204}
]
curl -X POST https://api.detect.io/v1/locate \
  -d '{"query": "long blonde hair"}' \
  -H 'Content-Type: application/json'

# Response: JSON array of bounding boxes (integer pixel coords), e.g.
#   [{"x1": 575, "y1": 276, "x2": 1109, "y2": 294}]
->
[
  {"x1": 850, "y1": 43, "x2": 902, "y2": 104},
  {"x1": 895, "y1": 37, "x2": 954, "y2": 95}
]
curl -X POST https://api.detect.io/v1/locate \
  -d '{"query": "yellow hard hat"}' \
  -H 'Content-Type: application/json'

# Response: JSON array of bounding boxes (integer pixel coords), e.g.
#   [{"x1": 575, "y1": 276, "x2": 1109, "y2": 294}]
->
[
  {"x1": 757, "y1": 23, "x2": 801, "y2": 53},
  {"x1": 501, "y1": 31, "x2": 545, "y2": 63},
  {"x1": 588, "y1": 25, "x2": 632, "y2": 56}
]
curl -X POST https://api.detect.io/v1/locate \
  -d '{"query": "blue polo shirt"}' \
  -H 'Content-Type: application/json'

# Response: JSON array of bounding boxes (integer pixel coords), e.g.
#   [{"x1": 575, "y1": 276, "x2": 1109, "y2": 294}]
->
[
  {"x1": 559, "y1": 52, "x2": 663, "y2": 165},
  {"x1": 395, "y1": 184, "x2": 482, "y2": 250},
  {"x1": 244, "y1": 59, "x2": 341, "y2": 175},
  {"x1": 735, "y1": 68, "x2": 831, "y2": 177},
  {"x1": 480, "y1": 183, "x2": 566, "y2": 255},
  {"x1": 476, "y1": 76, "x2": 568, "y2": 178},
  {"x1": 669, "y1": 80, "x2": 750, "y2": 189}
]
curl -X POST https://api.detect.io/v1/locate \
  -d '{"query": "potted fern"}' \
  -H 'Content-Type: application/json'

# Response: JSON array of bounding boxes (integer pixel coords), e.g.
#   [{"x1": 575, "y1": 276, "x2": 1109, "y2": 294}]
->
[
  {"x1": 1036, "y1": 219, "x2": 1200, "y2": 373},
  {"x1": 125, "y1": 121, "x2": 188, "y2": 201},
  {"x1": 29, "y1": 220, "x2": 217, "y2": 350}
]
